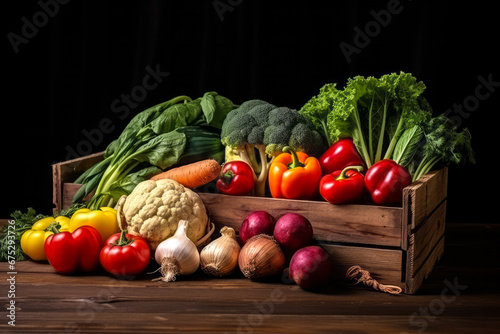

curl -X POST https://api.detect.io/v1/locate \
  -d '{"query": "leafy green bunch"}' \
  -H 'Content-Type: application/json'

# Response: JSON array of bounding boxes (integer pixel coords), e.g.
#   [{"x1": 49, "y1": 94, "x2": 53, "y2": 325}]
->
[
  {"x1": 395, "y1": 114, "x2": 475, "y2": 181},
  {"x1": 300, "y1": 72, "x2": 474, "y2": 180},
  {"x1": 73, "y1": 92, "x2": 237, "y2": 209}
]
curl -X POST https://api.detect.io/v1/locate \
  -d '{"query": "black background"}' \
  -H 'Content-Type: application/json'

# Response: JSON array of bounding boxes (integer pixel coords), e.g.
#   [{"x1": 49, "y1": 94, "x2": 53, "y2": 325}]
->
[{"x1": 2, "y1": 0, "x2": 498, "y2": 223}]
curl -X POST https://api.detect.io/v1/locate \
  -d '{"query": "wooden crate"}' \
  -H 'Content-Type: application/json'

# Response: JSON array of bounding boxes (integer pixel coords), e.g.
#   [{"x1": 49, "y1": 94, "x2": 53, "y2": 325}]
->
[{"x1": 52, "y1": 152, "x2": 447, "y2": 294}]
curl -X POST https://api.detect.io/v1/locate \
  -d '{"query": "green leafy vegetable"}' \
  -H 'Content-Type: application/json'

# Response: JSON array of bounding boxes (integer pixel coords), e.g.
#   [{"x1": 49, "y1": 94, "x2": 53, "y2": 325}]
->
[
  {"x1": 300, "y1": 72, "x2": 474, "y2": 180},
  {"x1": 392, "y1": 124, "x2": 424, "y2": 168},
  {"x1": 75, "y1": 92, "x2": 237, "y2": 209},
  {"x1": 408, "y1": 114, "x2": 475, "y2": 181},
  {"x1": 0, "y1": 208, "x2": 46, "y2": 262},
  {"x1": 298, "y1": 83, "x2": 338, "y2": 146},
  {"x1": 326, "y1": 72, "x2": 431, "y2": 168}
]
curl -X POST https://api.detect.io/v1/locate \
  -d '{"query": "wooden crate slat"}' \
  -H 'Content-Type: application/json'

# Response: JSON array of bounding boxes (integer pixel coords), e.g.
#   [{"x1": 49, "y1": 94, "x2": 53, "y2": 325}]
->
[
  {"x1": 410, "y1": 201, "x2": 447, "y2": 273},
  {"x1": 321, "y1": 243, "x2": 404, "y2": 290},
  {"x1": 404, "y1": 200, "x2": 447, "y2": 294},
  {"x1": 52, "y1": 152, "x2": 105, "y2": 213},
  {"x1": 405, "y1": 236, "x2": 445, "y2": 294},
  {"x1": 403, "y1": 167, "x2": 448, "y2": 231},
  {"x1": 199, "y1": 192, "x2": 402, "y2": 248}
]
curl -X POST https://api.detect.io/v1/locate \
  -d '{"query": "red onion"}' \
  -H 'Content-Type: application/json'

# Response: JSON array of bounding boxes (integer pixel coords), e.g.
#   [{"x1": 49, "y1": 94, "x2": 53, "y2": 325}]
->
[
  {"x1": 273, "y1": 213, "x2": 313, "y2": 251},
  {"x1": 239, "y1": 211, "x2": 275, "y2": 244},
  {"x1": 288, "y1": 245, "x2": 332, "y2": 290}
]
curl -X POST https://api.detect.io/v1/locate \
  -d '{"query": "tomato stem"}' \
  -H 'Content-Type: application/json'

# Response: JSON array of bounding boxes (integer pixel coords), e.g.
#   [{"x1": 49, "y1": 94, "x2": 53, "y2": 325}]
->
[{"x1": 111, "y1": 230, "x2": 134, "y2": 247}]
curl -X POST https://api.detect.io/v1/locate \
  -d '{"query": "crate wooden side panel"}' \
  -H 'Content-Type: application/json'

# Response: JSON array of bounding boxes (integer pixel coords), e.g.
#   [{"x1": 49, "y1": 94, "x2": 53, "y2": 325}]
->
[
  {"x1": 405, "y1": 201, "x2": 447, "y2": 294},
  {"x1": 322, "y1": 244, "x2": 404, "y2": 290},
  {"x1": 403, "y1": 167, "x2": 448, "y2": 231},
  {"x1": 198, "y1": 193, "x2": 403, "y2": 248},
  {"x1": 52, "y1": 151, "x2": 105, "y2": 213},
  {"x1": 401, "y1": 167, "x2": 448, "y2": 294}
]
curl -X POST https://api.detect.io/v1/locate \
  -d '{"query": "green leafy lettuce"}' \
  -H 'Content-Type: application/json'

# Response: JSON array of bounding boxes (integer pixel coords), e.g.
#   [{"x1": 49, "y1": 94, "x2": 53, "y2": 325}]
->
[
  {"x1": 73, "y1": 91, "x2": 237, "y2": 209},
  {"x1": 300, "y1": 72, "x2": 432, "y2": 168},
  {"x1": 299, "y1": 72, "x2": 474, "y2": 180}
]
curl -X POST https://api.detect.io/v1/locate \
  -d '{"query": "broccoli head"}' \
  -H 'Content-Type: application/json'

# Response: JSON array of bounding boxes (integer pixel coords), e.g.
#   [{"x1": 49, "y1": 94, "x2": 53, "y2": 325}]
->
[{"x1": 220, "y1": 99, "x2": 326, "y2": 196}]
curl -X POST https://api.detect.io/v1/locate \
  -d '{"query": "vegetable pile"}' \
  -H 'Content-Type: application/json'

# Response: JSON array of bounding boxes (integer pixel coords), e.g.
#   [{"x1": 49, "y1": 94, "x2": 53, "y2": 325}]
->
[
  {"x1": 300, "y1": 72, "x2": 474, "y2": 182},
  {"x1": 73, "y1": 92, "x2": 236, "y2": 210},
  {"x1": 2, "y1": 71, "x2": 475, "y2": 293}
]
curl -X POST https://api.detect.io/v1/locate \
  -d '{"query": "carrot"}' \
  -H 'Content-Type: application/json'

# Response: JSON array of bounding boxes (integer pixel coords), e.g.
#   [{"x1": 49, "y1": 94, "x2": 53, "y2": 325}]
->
[{"x1": 150, "y1": 159, "x2": 221, "y2": 189}]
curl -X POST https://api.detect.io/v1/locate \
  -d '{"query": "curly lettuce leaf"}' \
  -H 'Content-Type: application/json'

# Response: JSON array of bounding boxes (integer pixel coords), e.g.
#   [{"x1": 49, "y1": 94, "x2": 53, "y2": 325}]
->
[
  {"x1": 326, "y1": 72, "x2": 430, "y2": 167},
  {"x1": 299, "y1": 83, "x2": 339, "y2": 146}
]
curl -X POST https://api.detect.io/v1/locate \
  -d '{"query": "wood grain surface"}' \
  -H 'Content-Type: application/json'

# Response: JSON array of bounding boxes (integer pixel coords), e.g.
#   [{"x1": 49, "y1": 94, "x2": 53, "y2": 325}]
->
[{"x1": 1, "y1": 222, "x2": 499, "y2": 333}]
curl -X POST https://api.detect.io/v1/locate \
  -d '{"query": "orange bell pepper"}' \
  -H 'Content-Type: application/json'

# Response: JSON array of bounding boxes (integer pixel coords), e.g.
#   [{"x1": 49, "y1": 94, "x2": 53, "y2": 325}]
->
[{"x1": 269, "y1": 146, "x2": 322, "y2": 200}]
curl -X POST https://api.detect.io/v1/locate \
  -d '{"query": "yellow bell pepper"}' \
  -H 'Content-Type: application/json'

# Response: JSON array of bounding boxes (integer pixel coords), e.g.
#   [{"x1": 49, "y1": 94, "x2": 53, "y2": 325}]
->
[
  {"x1": 69, "y1": 207, "x2": 119, "y2": 242},
  {"x1": 20, "y1": 216, "x2": 70, "y2": 261}
]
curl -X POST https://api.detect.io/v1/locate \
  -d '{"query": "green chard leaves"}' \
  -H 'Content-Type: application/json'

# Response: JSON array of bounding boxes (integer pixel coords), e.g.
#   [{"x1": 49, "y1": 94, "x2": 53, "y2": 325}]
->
[
  {"x1": 74, "y1": 92, "x2": 236, "y2": 209},
  {"x1": 299, "y1": 71, "x2": 474, "y2": 180}
]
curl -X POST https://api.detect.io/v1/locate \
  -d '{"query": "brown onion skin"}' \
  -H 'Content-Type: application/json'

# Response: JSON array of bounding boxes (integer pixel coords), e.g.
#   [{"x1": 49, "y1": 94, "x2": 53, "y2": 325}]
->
[
  {"x1": 238, "y1": 234, "x2": 285, "y2": 279},
  {"x1": 288, "y1": 245, "x2": 331, "y2": 290}
]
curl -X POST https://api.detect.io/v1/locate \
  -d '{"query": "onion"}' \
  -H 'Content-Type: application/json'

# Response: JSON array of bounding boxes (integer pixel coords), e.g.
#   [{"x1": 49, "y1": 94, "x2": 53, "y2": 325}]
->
[
  {"x1": 273, "y1": 213, "x2": 313, "y2": 252},
  {"x1": 239, "y1": 211, "x2": 275, "y2": 244},
  {"x1": 288, "y1": 245, "x2": 332, "y2": 290},
  {"x1": 238, "y1": 234, "x2": 285, "y2": 280}
]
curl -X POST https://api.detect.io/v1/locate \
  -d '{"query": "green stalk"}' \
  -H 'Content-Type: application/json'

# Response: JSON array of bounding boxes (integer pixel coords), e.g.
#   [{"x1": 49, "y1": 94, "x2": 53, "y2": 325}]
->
[
  {"x1": 413, "y1": 156, "x2": 441, "y2": 182},
  {"x1": 336, "y1": 165, "x2": 364, "y2": 180},
  {"x1": 320, "y1": 119, "x2": 331, "y2": 147},
  {"x1": 99, "y1": 159, "x2": 140, "y2": 196},
  {"x1": 254, "y1": 146, "x2": 270, "y2": 197},
  {"x1": 368, "y1": 94, "x2": 376, "y2": 163},
  {"x1": 167, "y1": 95, "x2": 192, "y2": 105},
  {"x1": 383, "y1": 116, "x2": 404, "y2": 161},
  {"x1": 45, "y1": 222, "x2": 61, "y2": 234},
  {"x1": 353, "y1": 107, "x2": 372, "y2": 168},
  {"x1": 283, "y1": 146, "x2": 305, "y2": 169},
  {"x1": 375, "y1": 96, "x2": 389, "y2": 163}
]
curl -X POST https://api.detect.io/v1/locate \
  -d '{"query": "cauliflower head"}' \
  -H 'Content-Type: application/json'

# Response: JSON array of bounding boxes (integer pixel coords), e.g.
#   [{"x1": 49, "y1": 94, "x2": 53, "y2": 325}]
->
[{"x1": 121, "y1": 179, "x2": 208, "y2": 250}]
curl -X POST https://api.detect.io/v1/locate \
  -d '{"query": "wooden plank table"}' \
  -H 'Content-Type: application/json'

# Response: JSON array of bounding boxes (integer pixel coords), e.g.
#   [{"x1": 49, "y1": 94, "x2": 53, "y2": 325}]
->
[{"x1": 1, "y1": 222, "x2": 499, "y2": 334}]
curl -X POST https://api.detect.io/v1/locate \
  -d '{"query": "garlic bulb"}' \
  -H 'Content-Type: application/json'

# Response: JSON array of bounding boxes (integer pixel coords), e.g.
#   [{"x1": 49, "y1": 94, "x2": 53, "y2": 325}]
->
[
  {"x1": 238, "y1": 234, "x2": 285, "y2": 280},
  {"x1": 200, "y1": 226, "x2": 240, "y2": 277},
  {"x1": 153, "y1": 220, "x2": 200, "y2": 282}
]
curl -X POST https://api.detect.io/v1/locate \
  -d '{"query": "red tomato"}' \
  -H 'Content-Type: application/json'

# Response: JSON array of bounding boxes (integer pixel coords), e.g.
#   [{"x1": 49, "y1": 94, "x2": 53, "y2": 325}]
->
[{"x1": 99, "y1": 232, "x2": 151, "y2": 278}]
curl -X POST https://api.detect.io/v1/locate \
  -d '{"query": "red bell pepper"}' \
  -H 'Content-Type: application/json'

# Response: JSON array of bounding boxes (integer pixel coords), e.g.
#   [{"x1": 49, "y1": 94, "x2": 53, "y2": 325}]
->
[
  {"x1": 44, "y1": 225, "x2": 102, "y2": 275},
  {"x1": 319, "y1": 166, "x2": 365, "y2": 204},
  {"x1": 100, "y1": 229, "x2": 151, "y2": 278},
  {"x1": 216, "y1": 160, "x2": 255, "y2": 195},
  {"x1": 364, "y1": 159, "x2": 412, "y2": 206},
  {"x1": 319, "y1": 138, "x2": 365, "y2": 175}
]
